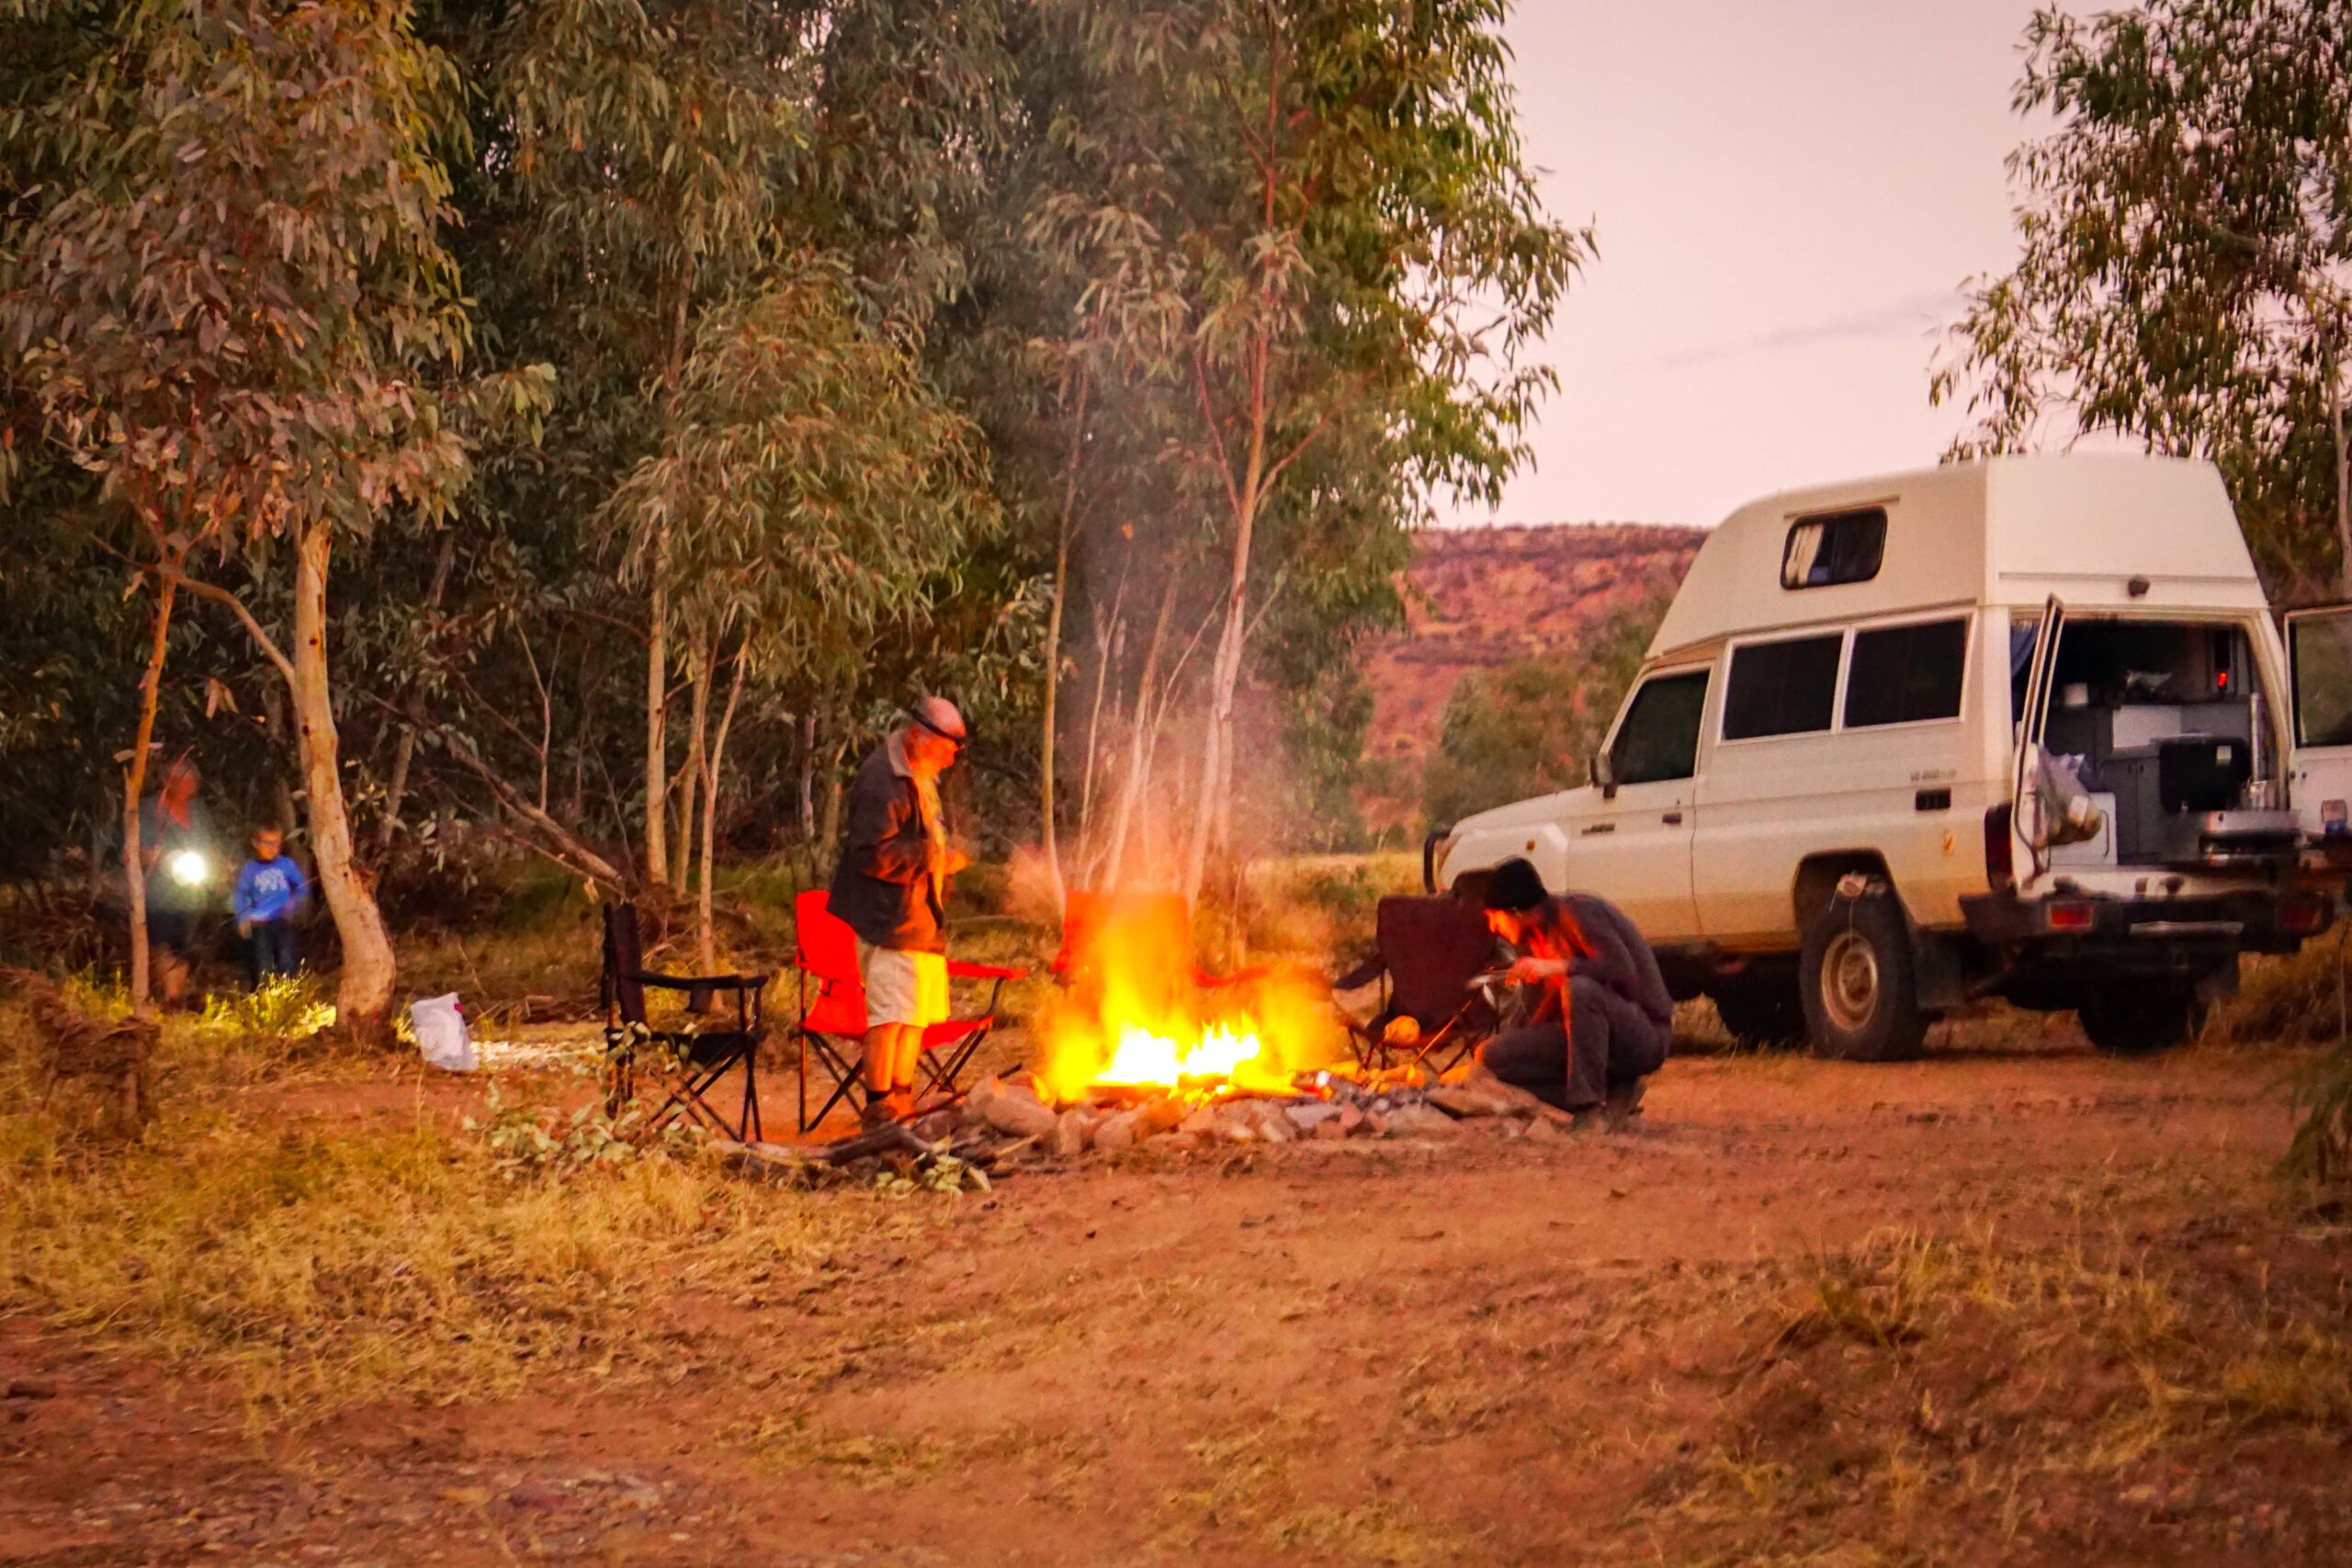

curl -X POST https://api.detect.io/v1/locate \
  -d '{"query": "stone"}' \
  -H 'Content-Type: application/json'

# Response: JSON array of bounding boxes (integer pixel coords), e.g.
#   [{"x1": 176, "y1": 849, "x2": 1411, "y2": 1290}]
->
[
  {"x1": 1283, "y1": 1101, "x2": 1341, "y2": 1133},
  {"x1": 1338, "y1": 1103, "x2": 1368, "y2": 1137},
  {"x1": 1312, "y1": 1116, "x2": 1348, "y2": 1142},
  {"x1": 1091, "y1": 1111, "x2": 1139, "y2": 1154},
  {"x1": 1429, "y1": 1080, "x2": 1546, "y2": 1120},
  {"x1": 1136, "y1": 1094, "x2": 1187, "y2": 1135},
  {"x1": 1212, "y1": 1102, "x2": 1261, "y2": 1143},
  {"x1": 910, "y1": 1109, "x2": 959, "y2": 1144},
  {"x1": 1180, "y1": 1104, "x2": 1220, "y2": 1137},
  {"x1": 1250, "y1": 1103, "x2": 1293, "y2": 1144},
  {"x1": 1385, "y1": 1102, "x2": 1463, "y2": 1138},
  {"x1": 1051, "y1": 1109, "x2": 1090, "y2": 1159},
  {"x1": 1002, "y1": 1070, "x2": 1047, "y2": 1103},
  {"x1": 980, "y1": 1091, "x2": 1058, "y2": 1141}
]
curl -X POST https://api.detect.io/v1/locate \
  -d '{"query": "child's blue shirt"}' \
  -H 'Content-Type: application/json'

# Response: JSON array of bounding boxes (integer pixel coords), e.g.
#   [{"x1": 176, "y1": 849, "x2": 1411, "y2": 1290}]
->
[{"x1": 233, "y1": 855, "x2": 308, "y2": 924}]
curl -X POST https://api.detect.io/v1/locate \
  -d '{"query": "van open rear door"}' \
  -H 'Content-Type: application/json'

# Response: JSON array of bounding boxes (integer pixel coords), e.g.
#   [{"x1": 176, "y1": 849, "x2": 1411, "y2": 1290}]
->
[
  {"x1": 2010, "y1": 595, "x2": 2067, "y2": 867},
  {"x1": 2285, "y1": 605, "x2": 2352, "y2": 843}
]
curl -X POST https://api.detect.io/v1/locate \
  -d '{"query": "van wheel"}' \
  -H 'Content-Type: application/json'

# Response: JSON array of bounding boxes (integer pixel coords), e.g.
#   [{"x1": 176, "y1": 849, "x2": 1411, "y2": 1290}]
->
[
  {"x1": 1711, "y1": 981, "x2": 1805, "y2": 1050},
  {"x1": 1799, "y1": 891, "x2": 1926, "y2": 1062},
  {"x1": 2077, "y1": 986, "x2": 2205, "y2": 1056}
]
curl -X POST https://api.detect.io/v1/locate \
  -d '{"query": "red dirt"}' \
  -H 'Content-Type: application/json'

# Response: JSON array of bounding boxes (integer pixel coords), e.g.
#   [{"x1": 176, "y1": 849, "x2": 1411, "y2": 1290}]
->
[{"x1": 6, "y1": 1031, "x2": 2349, "y2": 1565}]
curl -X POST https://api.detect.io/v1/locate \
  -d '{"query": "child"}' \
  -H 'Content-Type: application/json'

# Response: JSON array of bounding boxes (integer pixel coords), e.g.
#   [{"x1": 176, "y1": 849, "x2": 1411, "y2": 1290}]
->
[{"x1": 232, "y1": 825, "x2": 310, "y2": 987}]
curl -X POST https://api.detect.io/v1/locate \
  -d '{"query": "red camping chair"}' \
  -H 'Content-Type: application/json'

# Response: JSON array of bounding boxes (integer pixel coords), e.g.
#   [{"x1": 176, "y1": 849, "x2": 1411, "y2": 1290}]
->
[{"x1": 792, "y1": 889, "x2": 1025, "y2": 1132}]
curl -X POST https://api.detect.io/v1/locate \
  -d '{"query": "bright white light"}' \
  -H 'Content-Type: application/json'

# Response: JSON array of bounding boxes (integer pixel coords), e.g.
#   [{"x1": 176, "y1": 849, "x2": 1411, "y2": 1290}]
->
[{"x1": 167, "y1": 850, "x2": 209, "y2": 887}]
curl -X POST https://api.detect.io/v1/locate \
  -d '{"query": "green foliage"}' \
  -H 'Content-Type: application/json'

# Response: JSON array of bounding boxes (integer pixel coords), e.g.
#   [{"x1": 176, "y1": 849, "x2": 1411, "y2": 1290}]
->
[
  {"x1": 1934, "y1": 0, "x2": 2352, "y2": 595},
  {"x1": 3, "y1": 0, "x2": 481, "y2": 545},
  {"x1": 1420, "y1": 586, "x2": 1668, "y2": 827},
  {"x1": 609, "y1": 254, "x2": 998, "y2": 671}
]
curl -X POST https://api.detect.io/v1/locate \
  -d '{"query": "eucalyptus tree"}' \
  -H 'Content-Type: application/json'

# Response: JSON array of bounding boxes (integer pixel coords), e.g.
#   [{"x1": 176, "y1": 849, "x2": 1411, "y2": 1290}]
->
[
  {"x1": 469, "y1": 0, "x2": 1009, "y2": 893},
  {"x1": 1935, "y1": 0, "x2": 2352, "y2": 595},
  {"x1": 0, "y1": 0, "x2": 533, "y2": 1032},
  {"x1": 1022, "y1": 0, "x2": 1584, "y2": 898},
  {"x1": 606, "y1": 255, "x2": 997, "y2": 966}
]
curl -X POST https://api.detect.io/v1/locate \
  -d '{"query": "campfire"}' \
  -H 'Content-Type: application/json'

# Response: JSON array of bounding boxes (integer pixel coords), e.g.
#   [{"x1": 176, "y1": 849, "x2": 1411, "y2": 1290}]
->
[{"x1": 945, "y1": 891, "x2": 1569, "y2": 1159}]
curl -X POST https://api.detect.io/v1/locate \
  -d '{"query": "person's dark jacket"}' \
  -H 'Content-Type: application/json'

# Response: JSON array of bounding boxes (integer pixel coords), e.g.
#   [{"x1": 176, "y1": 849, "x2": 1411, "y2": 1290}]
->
[
  {"x1": 1562, "y1": 893, "x2": 1676, "y2": 1028},
  {"x1": 828, "y1": 744, "x2": 945, "y2": 953},
  {"x1": 1522, "y1": 893, "x2": 1674, "y2": 1030}
]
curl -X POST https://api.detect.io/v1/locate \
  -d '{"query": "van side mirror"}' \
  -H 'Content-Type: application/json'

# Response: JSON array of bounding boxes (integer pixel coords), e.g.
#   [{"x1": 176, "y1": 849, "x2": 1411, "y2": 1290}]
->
[{"x1": 1592, "y1": 750, "x2": 1617, "y2": 799}]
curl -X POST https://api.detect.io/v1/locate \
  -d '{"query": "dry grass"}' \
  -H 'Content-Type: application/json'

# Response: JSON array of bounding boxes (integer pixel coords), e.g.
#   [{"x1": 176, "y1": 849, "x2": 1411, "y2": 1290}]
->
[{"x1": 0, "y1": 986, "x2": 934, "y2": 1429}]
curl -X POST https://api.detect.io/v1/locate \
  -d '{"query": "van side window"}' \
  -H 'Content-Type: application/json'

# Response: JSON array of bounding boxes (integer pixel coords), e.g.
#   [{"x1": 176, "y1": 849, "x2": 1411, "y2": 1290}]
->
[
  {"x1": 1609, "y1": 670, "x2": 1710, "y2": 784},
  {"x1": 1723, "y1": 634, "x2": 1842, "y2": 740},
  {"x1": 1844, "y1": 617, "x2": 1969, "y2": 728},
  {"x1": 1781, "y1": 507, "x2": 1887, "y2": 590}
]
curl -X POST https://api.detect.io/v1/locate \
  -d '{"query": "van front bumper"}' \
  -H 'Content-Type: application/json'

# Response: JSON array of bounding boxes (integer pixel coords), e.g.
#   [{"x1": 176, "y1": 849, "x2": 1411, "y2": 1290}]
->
[{"x1": 1960, "y1": 887, "x2": 2335, "y2": 960}]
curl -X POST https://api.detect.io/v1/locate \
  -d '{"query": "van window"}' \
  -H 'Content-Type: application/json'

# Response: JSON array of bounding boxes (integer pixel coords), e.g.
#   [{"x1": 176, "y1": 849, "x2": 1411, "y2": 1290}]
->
[
  {"x1": 1781, "y1": 507, "x2": 1887, "y2": 590},
  {"x1": 1844, "y1": 617, "x2": 1969, "y2": 728},
  {"x1": 2292, "y1": 611, "x2": 2352, "y2": 748},
  {"x1": 1723, "y1": 634, "x2": 1843, "y2": 739},
  {"x1": 1609, "y1": 670, "x2": 1710, "y2": 784}
]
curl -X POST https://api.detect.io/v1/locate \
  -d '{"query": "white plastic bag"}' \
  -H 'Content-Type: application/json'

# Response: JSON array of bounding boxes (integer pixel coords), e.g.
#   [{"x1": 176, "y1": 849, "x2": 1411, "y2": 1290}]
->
[{"x1": 411, "y1": 992, "x2": 475, "y2": 1073}]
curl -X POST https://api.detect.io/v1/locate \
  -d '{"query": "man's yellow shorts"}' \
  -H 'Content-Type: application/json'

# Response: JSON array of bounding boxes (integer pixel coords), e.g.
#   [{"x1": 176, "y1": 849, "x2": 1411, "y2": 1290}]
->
[{"x1": 856, "y1": 940, "x2": 949, "y2": 1028}]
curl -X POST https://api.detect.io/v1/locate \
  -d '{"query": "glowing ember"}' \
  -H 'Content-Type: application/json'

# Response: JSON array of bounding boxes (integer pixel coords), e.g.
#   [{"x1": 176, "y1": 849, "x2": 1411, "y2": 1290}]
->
[{"x1": 1091, "y1": 1021, "x2": 1300, "y2": 1097}]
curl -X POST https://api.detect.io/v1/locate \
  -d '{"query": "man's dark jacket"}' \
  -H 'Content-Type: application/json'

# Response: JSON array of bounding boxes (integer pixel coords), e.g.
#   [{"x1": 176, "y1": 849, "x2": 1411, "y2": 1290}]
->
[{"x1": 829, "y1": 743, "x2": 945, "y2": 953}]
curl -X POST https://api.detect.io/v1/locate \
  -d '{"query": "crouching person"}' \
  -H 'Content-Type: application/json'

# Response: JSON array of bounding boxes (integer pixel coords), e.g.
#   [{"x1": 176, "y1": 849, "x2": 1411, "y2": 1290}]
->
[
  {"x1": 1476, "y1": 858, "x2": 1670, "y2": 1121},
  {"x1": 829, "y1": 697, "x2": 971, "y2": 1126}
]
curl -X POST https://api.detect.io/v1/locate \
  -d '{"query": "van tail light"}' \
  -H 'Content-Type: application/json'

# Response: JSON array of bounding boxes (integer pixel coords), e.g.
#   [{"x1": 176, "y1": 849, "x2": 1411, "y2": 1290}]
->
[
  {"x1": 2279, "y1": 896, "x2": 2331, "y2": 935},
  {"x1": 2047, "y1": 901, "x2": 2096, "y2": 933},
  {"x1": 1984, "y1": 805, "x2": 2015, "y2": 893}
]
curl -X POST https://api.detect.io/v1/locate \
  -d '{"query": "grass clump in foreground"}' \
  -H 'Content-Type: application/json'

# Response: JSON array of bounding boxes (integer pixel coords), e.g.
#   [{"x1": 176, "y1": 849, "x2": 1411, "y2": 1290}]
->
[{"x1": 0, "y1": 995, "x2": 918, "y2": 1428}]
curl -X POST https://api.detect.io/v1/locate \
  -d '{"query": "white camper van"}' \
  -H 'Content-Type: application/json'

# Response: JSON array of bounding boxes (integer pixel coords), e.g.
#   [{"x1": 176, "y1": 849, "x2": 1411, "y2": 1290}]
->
[{"x1": 1429, "y1": 455, "x2": 2352, "y2": 1060}]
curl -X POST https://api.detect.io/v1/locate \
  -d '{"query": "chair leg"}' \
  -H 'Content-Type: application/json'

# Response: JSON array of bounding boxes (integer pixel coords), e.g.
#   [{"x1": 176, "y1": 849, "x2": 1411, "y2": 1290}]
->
[{"x1": 798, "y1": 1029, "x2": 861, "y2": 1134}]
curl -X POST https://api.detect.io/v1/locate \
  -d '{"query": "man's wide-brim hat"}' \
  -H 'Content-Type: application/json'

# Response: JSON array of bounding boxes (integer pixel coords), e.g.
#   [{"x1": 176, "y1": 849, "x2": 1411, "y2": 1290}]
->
[{"x1": 908, "y1": 695, "x2": 968, "y2": 748}]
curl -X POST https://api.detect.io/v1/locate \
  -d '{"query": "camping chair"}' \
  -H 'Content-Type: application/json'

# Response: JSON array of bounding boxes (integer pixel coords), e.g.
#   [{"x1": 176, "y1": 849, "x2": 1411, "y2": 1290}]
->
[
  {"x1": 1333, "y1": 895, "x2": 1502, "y2": 1075},
  {"x1": 601, "y1": 902, "x2": 769, "y2": 1142},
  {"x1": 792, "y1": 889, "x2": 1026, "y2": 1133}
]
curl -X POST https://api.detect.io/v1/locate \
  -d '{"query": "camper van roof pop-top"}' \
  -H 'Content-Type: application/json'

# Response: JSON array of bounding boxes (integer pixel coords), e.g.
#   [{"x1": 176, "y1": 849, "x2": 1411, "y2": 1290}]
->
[
  {"x1": 1648, "y1": 455, "x2": 2267, "y2": 661},
  {"x1": 1430, "y1": 453, "x2": 2349, "y2": 1066}
]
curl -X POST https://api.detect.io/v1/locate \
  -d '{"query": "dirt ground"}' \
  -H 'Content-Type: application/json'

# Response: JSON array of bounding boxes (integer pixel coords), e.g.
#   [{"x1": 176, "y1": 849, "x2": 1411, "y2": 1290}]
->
[{"x1": 5, "y1": 1021, "x2": 2350, "y2": 1566}]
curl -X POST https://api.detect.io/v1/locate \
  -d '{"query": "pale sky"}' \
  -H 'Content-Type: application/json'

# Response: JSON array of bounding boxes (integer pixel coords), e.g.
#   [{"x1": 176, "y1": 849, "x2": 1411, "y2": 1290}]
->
[{"x1": 1447, "y1": 0, "x2": 2053, "y2": 529}]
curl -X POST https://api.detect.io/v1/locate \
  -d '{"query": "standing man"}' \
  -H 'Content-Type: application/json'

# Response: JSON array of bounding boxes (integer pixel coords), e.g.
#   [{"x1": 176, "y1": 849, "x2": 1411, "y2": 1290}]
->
[
  {"x1": 829, "y1": 697, "x2": 971, "y2": 1125},
  {"x1": 1476, "y1": 858, "x2": 1672, "y2": 1121}
]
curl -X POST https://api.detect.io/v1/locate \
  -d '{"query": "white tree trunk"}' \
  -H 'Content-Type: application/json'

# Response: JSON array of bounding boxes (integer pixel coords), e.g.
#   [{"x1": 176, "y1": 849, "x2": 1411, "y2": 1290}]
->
[
  {"x1": 290, "y1": 523, "x2": 398, "y2": 1037},
  {"x1": 643, "y1": 538, "x2": 670, "y2": 888},
  {"x1": 123, "y1": 572, "x2": 176, "y2": 1020},
  {"x1": 672, "y1": 636, "x2": 710, "y2": 892},
  {"x1": 697, "y1": 657, "x2": 746, "y2": 973}
]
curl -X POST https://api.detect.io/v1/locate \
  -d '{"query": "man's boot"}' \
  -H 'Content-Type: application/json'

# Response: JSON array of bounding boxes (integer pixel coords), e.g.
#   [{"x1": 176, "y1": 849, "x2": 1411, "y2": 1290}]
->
[
  {"x1": 1603, "y1": 1078, "x2": 1646, "y2": 1122},
  {"x1": 859, "y1": 1085, "x2": 899, "y2": 1128}
]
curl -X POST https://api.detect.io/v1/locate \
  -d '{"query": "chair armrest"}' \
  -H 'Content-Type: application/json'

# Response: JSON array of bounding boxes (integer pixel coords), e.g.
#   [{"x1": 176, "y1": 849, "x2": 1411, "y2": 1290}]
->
[
  {"x1": 627, "y1": 971, "x2": 769, "y2": 992},
  {"x1": 948, "y1": 960, "x2": 1029, "y2": 981}
]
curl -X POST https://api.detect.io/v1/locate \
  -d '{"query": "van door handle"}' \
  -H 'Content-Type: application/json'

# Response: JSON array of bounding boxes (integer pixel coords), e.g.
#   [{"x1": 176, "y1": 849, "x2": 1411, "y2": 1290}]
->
[
  {"x1": 1579, "y1": 822, "x2": 1615, "y2": 837},
  {"x1": 1661, "y1": 811, "x2": 1684, "y2": 825}
]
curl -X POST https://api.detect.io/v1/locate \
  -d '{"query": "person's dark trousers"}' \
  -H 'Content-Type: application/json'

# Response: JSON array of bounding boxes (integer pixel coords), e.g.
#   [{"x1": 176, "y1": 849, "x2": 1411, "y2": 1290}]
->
[
  {"x1": 1478, "y1": 976, "x2": 1669, "y2": 1111},
  {"x1": 246, "y1": 919, "x2": 300, "y2": 987}
]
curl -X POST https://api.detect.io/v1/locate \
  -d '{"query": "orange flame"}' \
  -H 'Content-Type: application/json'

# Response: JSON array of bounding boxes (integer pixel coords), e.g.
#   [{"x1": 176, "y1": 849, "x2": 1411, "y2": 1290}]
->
[{"x1": 1037, "y1": 893, "x2": 1340, "y2": 1105}]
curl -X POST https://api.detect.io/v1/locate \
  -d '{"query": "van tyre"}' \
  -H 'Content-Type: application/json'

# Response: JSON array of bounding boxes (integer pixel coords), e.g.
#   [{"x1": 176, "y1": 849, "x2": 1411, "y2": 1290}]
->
[
  {"x1": 2077, "y1": 986, "x2": 2205, "y2": 1056},
  {"x1": 1799, "y1": 891, "x2": 1926, "y2": 1062},
  {"x1": 1712, "y1": 981, "x2": 1805, "y2": 1050}
]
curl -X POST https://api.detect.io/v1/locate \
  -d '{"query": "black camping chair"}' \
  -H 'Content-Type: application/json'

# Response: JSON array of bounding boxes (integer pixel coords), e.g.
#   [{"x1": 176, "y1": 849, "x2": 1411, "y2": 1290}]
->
[
  {"x1": 601, "y1": 902, "x2": 769, "y2": 1142},
  {"x1": 1334, "y1": 895, "x2": 1503, "y2": 1076}
]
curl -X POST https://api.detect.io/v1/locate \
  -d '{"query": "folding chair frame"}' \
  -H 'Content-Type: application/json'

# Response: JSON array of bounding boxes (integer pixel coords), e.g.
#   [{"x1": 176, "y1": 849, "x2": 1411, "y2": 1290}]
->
[{"x1": 600, "y1": 905, "x2": 770, "y2": 1144}]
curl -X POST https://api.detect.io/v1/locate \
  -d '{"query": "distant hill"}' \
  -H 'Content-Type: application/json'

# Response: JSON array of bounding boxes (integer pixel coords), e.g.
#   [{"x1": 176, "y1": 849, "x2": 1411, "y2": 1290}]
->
[{"x1": 1358, "y1": 522, "x2": 1705, "y2": 827}]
